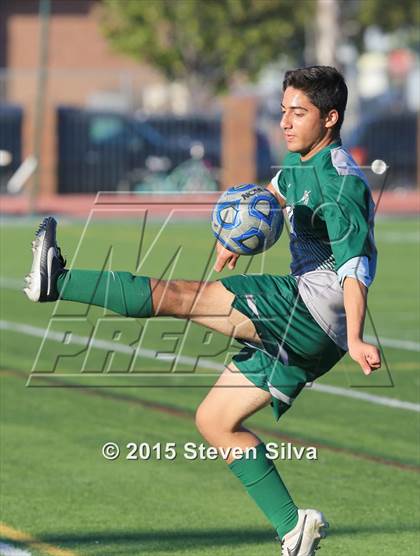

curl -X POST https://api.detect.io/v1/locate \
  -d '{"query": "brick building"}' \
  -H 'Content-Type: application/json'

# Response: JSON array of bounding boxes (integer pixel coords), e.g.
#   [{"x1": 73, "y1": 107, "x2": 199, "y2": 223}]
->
[{"x1": 0, "y1": 0, "x2": 164, "y2": 195}]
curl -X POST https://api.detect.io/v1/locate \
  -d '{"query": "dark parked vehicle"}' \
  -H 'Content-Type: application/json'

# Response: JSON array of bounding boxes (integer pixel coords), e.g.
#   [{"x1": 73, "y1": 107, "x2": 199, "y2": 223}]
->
[
  {"x1": 346, "y1": 111, "x2": 417, "y2": 189},
  {"x1": 0, "y1": 104, "x2": 22, "y2": 192},
  {"x1": 57, "y1": 107, "x2": 274, "y2": 193}
]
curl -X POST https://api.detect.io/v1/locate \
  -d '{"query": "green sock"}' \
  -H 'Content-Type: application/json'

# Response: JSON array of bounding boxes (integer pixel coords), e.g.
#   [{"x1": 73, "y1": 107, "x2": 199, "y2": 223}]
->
[
  {"x1": 56, "y1": 270, "x2": 153, "y2": 318},
  {"x1": 229, "y1": 443, "x2": 298, "y2": 539}
]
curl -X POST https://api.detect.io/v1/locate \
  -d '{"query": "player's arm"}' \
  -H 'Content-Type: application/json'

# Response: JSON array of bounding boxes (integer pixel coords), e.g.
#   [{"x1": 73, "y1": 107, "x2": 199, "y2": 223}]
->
[
  {"x1": 342, "y1": 276, "x2": 381, "y2": 375},
  {"x1": 214, "y1": 182, "x2": 285, "y2": 272},
  {"x1": 323, "y1": 175, "x2": 381, "y2": 374}
]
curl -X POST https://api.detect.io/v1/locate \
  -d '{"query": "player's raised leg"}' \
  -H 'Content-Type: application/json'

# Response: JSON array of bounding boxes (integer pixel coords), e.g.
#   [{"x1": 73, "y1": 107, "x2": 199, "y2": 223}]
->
[
  {"x1": 23, "y1": 217, "x2": 259, "y2": 343},
  {"x1": 195, "y1": 364, "x2": 328, "y2": 556}
]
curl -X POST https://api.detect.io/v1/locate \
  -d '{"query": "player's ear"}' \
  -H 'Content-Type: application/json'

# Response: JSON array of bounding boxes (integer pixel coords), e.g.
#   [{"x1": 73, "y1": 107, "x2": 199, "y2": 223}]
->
[{"x1": 324, "y1": 109, "x2": 339, "y2": 130}]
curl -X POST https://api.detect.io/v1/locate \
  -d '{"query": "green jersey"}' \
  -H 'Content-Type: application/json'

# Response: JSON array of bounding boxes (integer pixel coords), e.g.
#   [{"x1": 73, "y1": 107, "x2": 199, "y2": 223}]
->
[
  {"x1": 271, "y1": 140, "x2": 377, "y2": 349},
  {"x1": 272, "y1": 140, "x2": 377, "y2": 278}
]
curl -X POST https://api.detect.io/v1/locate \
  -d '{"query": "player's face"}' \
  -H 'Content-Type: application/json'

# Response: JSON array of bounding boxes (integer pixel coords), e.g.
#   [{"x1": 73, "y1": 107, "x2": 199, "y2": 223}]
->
[{"x1": 281, "y1": 87, "x2": 332, "y2": 158}]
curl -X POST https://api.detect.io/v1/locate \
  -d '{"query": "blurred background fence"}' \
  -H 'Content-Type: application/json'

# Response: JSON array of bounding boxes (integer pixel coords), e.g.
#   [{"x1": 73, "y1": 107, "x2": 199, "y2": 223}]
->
[{"x1": 0, "y1": 0, "x2": 418, "y2": 214}]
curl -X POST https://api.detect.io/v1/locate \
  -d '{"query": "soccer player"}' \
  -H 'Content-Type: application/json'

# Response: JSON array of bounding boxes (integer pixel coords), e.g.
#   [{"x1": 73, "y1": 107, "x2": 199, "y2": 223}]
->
[{"x1": 24, "y1": 66, "x2": 381, "y2": 555}]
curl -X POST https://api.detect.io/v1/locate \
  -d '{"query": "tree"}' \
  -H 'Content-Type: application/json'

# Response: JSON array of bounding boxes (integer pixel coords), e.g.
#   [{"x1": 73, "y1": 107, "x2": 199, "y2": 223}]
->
[
  {"x1": 356, "y1": 0, "x2": 420, "y2": 32},
  {"x1": 100, "y1": 0, "x2": 312, "y2": 95},
  {"x1": 100, "y1": 0, "x2": 419, "y2": 97}
]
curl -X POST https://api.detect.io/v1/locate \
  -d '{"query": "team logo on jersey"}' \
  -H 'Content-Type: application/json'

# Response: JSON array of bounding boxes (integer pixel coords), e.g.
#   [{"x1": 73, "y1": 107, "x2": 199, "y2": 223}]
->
[{"x1": 298, "y1": 190, "x2": 311, "y2": 205}]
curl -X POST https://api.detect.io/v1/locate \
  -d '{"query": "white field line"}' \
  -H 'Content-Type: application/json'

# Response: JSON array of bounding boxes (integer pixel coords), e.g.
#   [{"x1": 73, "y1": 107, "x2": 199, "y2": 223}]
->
[
  {"x1": 1, "y1": 319, "x2": 419, "y2": 413},
  {"x1": 364, "y1": 335, "x2": 420, "y2": 352},
  {"x1": 0, "y1": 277, "x2": 24, "y2": 290},
  {"x1": 0, "y1": 542, "x2": 32, "y2": 556},
  {"x1": 308, "y1": 383, "x2": 420, "y2": 412},
  {"x1": 376, "y1": 231, "x2": 420, "y2": 243},
  {"x1": 0, "y1": 320, "x2": 223, "y2": 371}
]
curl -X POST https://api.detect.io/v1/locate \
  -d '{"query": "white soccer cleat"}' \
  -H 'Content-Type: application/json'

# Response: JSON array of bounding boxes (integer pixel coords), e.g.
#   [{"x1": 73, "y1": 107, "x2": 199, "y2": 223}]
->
[
  {"x1": 23, "y1": 216, "x2": 66, "y2": 302},
  {"x1": 280, "y1": 509, "x2": 329, "y2": 556}
]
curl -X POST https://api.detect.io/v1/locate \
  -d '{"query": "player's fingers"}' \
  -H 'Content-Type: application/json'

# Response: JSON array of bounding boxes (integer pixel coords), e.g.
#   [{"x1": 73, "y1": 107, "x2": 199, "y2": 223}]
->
[
  {"x1": 213, "y1": 253, "x2": 230, "y2": 272},
  {"x1": 358, "y1": 355, "x2": 373, "y2": 375},
  {"x1": 366, "y1": 348, "x2": 381, "y2": 369},
  {"x1": 228, "y1": 255, "x2": 239, "y2": 270},
  {"x1": 367, "y1": 356, "x2": 381, "y2": 368},
  {"x1": 361, "y1": 354, "x2": 382, "y2": 374},
  {"x1": 213, "y1": 258, "x2": 225, "y2": 272},
  {"x1": 367, "y1": 350, "x2": 381, "y2": 364}
]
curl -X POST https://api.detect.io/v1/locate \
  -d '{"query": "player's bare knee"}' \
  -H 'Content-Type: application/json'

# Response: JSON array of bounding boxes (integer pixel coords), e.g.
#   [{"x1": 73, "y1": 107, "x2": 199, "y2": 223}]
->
[
  {"x1": 194, "y1": 402, "x2": 211, "y2": 439},
  {"x1": 195, "y1": 404, "x2": 242, "y2": 449},
  {"x1": 195, "y1": 403, "x2": 227, "y2": 442}
]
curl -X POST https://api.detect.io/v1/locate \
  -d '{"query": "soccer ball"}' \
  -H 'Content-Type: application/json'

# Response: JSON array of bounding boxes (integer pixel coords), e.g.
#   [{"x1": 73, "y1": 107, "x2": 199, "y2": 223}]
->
[{"x1": 211, "y1": 183, "x2": 284, "y2": 255}]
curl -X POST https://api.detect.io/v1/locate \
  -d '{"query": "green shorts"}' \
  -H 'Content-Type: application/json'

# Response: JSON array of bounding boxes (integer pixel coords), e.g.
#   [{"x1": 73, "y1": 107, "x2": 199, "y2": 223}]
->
[{"x1": 220, "y1": 274, "x2": 346, "y2": 421}]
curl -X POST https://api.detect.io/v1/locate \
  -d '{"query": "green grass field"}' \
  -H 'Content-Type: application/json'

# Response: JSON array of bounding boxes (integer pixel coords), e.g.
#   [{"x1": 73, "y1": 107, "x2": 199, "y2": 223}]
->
[{"x1": 0, "y1": 216, "x2": 419, "y2": 556}]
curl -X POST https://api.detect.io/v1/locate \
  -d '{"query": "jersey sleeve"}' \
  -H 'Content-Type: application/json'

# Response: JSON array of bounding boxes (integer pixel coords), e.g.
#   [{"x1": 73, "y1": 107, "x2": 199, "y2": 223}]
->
[
  {"x1": 321, "y1": 175, "x2": 374, "y2": 272},
  {"x1": 336, "y1": 256, "x2": 373, "y2": 287},
  {"x1": 271, "y1": 153, "x2": 294, "y2": 200},
  {"x1": 270, "y1": 170, "x2": 287, "y2": 200}
]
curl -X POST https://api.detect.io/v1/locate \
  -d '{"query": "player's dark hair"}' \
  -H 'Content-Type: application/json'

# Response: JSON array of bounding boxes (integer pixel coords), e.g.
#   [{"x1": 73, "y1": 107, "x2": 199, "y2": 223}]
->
[{"x1": 283, "y1": 66, "x2": 348, "y2": 134}]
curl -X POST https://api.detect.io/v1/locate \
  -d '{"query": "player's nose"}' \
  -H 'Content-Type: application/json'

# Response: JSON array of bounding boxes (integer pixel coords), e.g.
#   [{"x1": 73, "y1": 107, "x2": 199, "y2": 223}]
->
[{"x1": 280, "y1": 112, "x2": 291, "y2": 130}]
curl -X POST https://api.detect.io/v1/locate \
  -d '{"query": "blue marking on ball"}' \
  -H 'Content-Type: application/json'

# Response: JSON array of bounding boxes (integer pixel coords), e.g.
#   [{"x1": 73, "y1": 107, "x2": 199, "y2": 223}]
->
[{"x1": 211, "y1": 184, "x2": 284, "y2": 255}]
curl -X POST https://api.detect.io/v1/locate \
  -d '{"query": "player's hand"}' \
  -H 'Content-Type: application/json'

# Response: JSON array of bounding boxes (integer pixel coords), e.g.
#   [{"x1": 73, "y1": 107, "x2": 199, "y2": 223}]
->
[
  {"x1": 348, "y1": 340, "x2": 381, "y2": 375},
  {"x1": 214, "y1": 241, "x2": 239, "y2": 272}
]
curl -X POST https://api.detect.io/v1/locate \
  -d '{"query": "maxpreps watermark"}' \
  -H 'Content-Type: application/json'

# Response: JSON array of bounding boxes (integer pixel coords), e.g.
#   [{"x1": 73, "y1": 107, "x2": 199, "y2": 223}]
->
[{"x1": 101, "y1": 441, "x2": 318, "y2": 461}]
